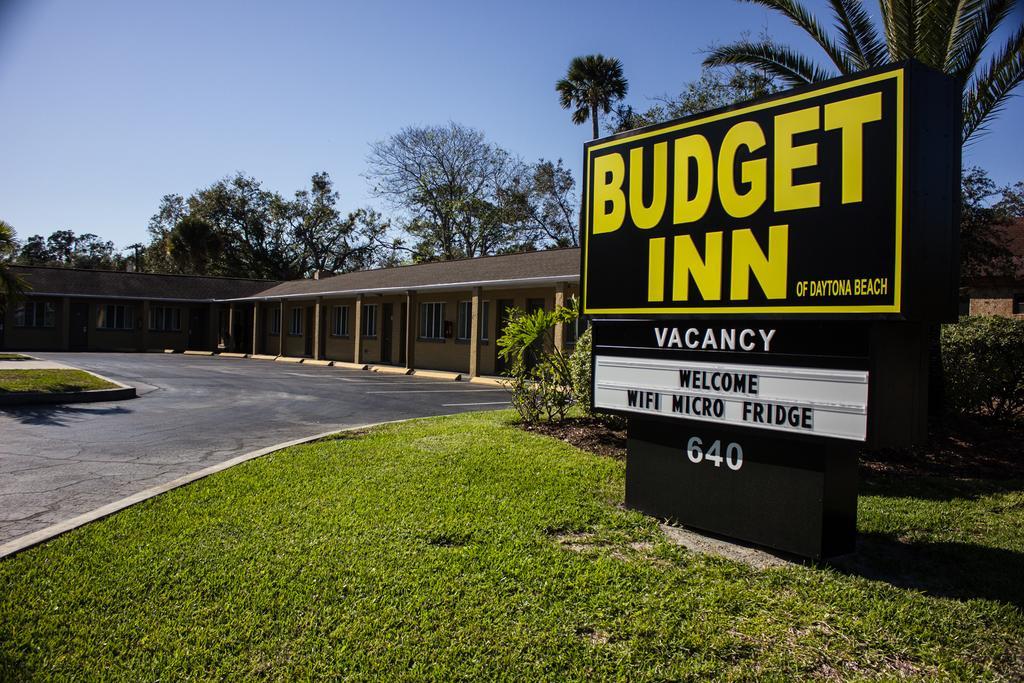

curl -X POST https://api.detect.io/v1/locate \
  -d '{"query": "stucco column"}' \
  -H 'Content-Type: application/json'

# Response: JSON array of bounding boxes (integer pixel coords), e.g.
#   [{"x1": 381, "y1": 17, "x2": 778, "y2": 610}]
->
[
  {"x1": 60, "y1": 297, "x2": 71, "y2": 350},
  {"x1": 141, "y1": 300, "x2": 151, "y2": 352},
  {"x1": 313, "y1": 297, "x2": 323, "y2": 360},
  {"x1": 553, "y1": 281, "x2": 567, "y2": 351},
  {"x1": 405, "y1": 290, "x2": 416, "y2": 371},
  {"x1": 469, "y1": 287, "x2": 481, "y2": 377},
  {"x1": 353, "y1": 294, "x2": 363, "y2": 364},
  {"x1": 277, "y1": 300, "x2": 285, "y2": 356},
  {"x1": 252, "y1": 302, "x2": 260, "y2": 355}
]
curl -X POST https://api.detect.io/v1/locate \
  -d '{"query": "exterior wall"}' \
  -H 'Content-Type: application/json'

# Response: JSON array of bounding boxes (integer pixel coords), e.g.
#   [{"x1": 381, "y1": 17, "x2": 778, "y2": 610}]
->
[
  {"x1": 968, "y1": 286, "x2": 1023, "y2": 318},
  {"x1": 1, "y1": 296, "x2": 65, "y2": 351},
  {"x1": 262, "y1": 303, "x2": 284, "y2": 355},
  {"x1": 322, "y1": 297, "x2": 356, "y2": 362},
  {"x1": 282, "y1": 301, "x2": 306, "y2": 357},
  {"x1": 410, "y1": 284, "x2": 578, "y2": 376},
  {"x1": 0, "y1": 280, "x2": 582, "y2": 377}
]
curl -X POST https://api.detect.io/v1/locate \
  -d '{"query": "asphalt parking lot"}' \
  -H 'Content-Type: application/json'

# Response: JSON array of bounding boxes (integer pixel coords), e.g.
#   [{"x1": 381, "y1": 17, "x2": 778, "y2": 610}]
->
[{"x1": 0, "y1": 352, "x2": 510, "y2": 547}]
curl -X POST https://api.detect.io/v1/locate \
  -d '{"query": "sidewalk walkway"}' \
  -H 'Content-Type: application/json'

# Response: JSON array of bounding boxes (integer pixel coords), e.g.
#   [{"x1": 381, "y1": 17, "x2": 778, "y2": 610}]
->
[{"x1": 0, "y1": 358, "x2": 74, "y2": 370}]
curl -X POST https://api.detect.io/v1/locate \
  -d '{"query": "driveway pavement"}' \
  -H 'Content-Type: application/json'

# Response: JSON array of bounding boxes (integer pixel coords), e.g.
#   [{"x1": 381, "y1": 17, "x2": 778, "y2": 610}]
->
[{"x1": 0, "y1": 352, "x2": 510, "y2": 546}]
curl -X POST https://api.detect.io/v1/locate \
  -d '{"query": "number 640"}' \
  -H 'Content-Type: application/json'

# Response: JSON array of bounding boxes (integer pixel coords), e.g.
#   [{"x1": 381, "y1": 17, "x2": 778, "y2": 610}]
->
[{"x1": 686, "y1": 437, "x2": 743, "y2": 471}]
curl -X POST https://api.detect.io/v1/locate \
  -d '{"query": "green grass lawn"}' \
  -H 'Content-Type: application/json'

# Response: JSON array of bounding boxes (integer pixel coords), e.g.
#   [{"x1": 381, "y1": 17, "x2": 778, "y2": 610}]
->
[
  {"x1": 0, "y1": 353, "x2": 31, "y2": 361},
  {"x1": 0, "y1": 369, "x2": 116, "y2": 393},
  {"x1": 1, "y1": 412, "x2": 1021, "y2": 680}
]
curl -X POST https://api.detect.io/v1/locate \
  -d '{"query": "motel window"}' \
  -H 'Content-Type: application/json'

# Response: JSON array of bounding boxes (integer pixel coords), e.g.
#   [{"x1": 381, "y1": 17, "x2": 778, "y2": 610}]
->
[
  {"x1": 480, "y1": 301, "x2": 490, "y2": 341},
  {"x1": 97, "y1": 304, "x2": 134, "y2": 330},
  {"x1": 1014, "y1": 294, "x2": 1024, "y2": 315},
  {"x1": 457, "y1": 301, "x2": 472, "y2": 340},
  {"x1": 13, "y1": 302, "x2": 55, "y2": 328},
  {"x1": 332, "y1": 305, "x2": 349, "y2": 336},
  {"x1": 420, "y1": 302, "x2": 445, "y2": 340},
  {"x1": 270, "y1": 308, "x2": 281, "y2": 336},
  {"x1": 361, "y1": 304, "x2": 377, "y2": 338},
  {"x1": 149, "y1": 306, "x2": 181, "y2": 332},
  {"x1": 289, "y1": 307, "x2": 302, "y2": 336}
]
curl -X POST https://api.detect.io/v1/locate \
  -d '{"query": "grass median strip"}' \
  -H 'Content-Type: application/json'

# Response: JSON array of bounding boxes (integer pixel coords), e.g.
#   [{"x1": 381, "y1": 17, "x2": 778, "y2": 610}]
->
[
  {"x1": 0, "y1": 369, "x2": 117, "y2": 394},
  {"x1": 0, "y1": 354, "x2": 31, "y2": 361},
  {"x1": 0, "y1": 411, "x2": 1021, "y2": 680}
]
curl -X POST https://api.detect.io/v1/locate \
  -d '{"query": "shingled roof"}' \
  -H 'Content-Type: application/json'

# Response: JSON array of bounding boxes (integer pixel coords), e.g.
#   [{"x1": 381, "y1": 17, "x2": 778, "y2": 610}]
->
[
  {"x1": 9, "y1": 248, "x2": 582, "y2": 303},
  {"x1": 230, "y1": 248, "x2": 581, "y2": 301},
  {"x1": 10, "y1": 265, "x2": 277, "y2": 302}
]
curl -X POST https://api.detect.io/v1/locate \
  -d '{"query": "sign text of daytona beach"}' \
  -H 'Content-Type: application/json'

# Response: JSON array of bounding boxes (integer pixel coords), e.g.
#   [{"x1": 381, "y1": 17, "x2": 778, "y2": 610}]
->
[{"x1": 580, "y1": 64, "x2": 955, "y2": 317}]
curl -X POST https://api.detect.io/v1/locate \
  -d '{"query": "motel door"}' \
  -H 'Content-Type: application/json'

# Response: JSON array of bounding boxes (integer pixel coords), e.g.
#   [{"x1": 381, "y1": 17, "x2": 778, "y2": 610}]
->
[
  {"x1": 188, "y1": 308, "x2": 207, "y2": 350},
  {"x1": 69, "y1": 303, "x2": 89, "y2": 350}
]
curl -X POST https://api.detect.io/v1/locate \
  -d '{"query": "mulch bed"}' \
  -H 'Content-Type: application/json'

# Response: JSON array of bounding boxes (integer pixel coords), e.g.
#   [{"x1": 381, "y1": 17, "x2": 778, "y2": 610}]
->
[
  {"x1": 519, "y1": 415, "x2": 1023, "y2": 479},
  {"x1": 519, "y1": 417, "x2": 627, "y2": 459},
  {"x1": 859, "y1": 416, "x2": 1024, "y2": 479}
]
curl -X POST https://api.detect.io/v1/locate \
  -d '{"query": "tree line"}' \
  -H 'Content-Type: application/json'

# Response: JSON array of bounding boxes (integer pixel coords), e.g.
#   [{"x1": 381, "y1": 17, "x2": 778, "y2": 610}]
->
[{"x1": 4, "y1": 135, "x2": 580, "y2": 280}]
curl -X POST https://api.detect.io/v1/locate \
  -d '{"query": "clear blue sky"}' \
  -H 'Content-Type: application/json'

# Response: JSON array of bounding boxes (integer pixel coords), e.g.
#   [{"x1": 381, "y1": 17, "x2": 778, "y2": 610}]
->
[{"x1": 1, "y1": 0, "x2": 1022, "y2": 248}]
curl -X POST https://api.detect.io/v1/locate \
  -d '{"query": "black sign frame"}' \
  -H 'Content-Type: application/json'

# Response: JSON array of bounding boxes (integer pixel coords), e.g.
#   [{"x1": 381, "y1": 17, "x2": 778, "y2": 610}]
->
[{"x1": 579, "y1": 61, "x2": 959, "y2": 322}]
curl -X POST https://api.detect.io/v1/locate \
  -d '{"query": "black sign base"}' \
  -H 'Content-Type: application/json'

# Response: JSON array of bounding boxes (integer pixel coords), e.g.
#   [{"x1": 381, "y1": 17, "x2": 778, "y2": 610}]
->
[{"x1": 626, "y1": 418, "x2": 858, "y2": 560}]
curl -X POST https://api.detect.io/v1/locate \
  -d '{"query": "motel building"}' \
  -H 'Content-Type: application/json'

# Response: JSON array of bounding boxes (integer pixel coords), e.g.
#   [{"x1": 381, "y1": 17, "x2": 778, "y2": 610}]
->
[{"x1": 0, "y1": 249, "x2": 581, "y2": 378}]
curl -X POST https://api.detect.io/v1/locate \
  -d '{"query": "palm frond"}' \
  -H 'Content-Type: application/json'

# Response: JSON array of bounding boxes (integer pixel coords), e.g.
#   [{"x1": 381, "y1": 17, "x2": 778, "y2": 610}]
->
[
  {"x1": 916, "y1": 0, "x2": 963, "y2": 69},
  {"x1": 704, "y1": 41, "x2": 838, "y2": 86},
  {"x1": 962, "y1": 24, "x2": 1024, "y2": 141},
  {"x1": 741, "y1": 0, "x2": 857, "y2": 73},
  {"x1": 828, "y1": 0, "x2": 888, "y2": 69},
  {"x1": 946, "y1": 0, "x2": 1014, "y2": 84},
  {"x1": 0, "y1": 267, "x2": 28, "y2": 302},
  {"x1": 880, "y1": 0, "x2": 919, "y2": 61}
]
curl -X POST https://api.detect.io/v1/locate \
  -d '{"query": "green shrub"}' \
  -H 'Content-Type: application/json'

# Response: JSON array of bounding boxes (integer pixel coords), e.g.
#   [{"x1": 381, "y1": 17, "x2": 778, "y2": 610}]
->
[
  {"x1": 568, "y1": 326, "x2": 593, "y2": 416},
  {"x1": 497, "y1": 298, "x2": 578, "y2": 423},
  {"x1": 942, "y1": 315, "x2": 1024, "y2": 420}
]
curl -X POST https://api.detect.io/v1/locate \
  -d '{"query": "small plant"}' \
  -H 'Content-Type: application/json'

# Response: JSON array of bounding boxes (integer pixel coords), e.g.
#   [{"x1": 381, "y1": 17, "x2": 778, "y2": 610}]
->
[
  {"x1": 942, "y1": 315, "x2": 1024, "y2": 420},
  {"x1": 497, "y1": 298, "x2": 579, "y2": 423}
]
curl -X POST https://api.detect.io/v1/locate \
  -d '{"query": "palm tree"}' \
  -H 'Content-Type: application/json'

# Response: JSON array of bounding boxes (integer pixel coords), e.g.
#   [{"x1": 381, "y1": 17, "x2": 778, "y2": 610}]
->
[
  {"x1": 556, "y1": 54, "x2": 629, "y2": 139},
  {"x1": 0, "y1": 219, "x2": 28, "y2": 311},
  {"x1": 704, "y1": 0, "x2": 1024, "y2": 143}
]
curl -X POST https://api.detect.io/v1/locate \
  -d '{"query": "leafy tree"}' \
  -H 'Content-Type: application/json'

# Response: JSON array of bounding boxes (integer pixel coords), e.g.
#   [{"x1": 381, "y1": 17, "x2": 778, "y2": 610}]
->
[
  {"x1": 995, "y1": 180, "x2": 1024, "y2": 220},
  {"x1": 16, "y1": 235, "x2": 53, "y2": 265},
  {"x1": 556, "y1": 54, "x2": 629, "y2": 139},
  {"x1": 510, "y1": 159, "x2": 580, "y2": 248},
  {"x1": 69, "y1": 234, "x2": 117, "y2": 269},
  {"x1": 141, "y1": 194, "x2": 188, "y2": 273},
  {"x1": 275, "y1": 172, "x2": 396, "y2": 276},
  {"x1": 15, "y1": 230, "x2": 117, "y2": 269},
  {"x1": 704, "y1": 0, "x2": 1024, "y2": 142},
  {"x1": 187, "y1": 173, "x2": 295, "y2": 280},
  {"x1": 960, "y1": 167, "x2": 1020, "y2": 278},
  {"x1": 0, "y1": 220, "x2": 28, "y2": 309},
  {"x1": 366, "y1": 123, "x2": 529, "y2": 261},
  {"x1": 609, "y1": 61, "x2": 777, "y2": 132}
]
